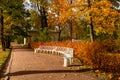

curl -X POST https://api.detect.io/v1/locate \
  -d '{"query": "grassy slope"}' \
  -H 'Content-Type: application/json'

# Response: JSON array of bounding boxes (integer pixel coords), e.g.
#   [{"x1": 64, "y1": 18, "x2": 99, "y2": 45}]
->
[{"x1": 0, "y1": 49, "x2": 10, "y2": 70}]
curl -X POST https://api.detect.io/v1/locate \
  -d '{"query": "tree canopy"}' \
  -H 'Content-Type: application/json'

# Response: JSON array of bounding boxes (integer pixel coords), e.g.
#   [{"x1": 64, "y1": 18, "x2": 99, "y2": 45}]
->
[{"x1": 0, "y1": 0, "x2": 120, "y2": 50}]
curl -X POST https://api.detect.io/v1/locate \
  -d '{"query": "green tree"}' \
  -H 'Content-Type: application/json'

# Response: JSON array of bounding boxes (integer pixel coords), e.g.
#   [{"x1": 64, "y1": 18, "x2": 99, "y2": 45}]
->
[
  {"x1": 30, "y1": 0, "x2": 48, "y2": 30},
  {"x1": 0, "y1": 9, "x2": 5, "y2": 51},
  {"x1": 0, "y1": 0, "x2": 30, "y2": 49}
]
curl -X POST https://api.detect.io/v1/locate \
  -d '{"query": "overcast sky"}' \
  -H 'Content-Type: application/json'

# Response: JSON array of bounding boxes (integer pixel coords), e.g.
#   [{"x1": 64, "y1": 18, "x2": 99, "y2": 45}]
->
[
  {"x1": 25, "y1": 0, "x2": 31, "y2": 4},
  {"x1": 24, "y1": 0, "x2": 31, "y2": 9}
]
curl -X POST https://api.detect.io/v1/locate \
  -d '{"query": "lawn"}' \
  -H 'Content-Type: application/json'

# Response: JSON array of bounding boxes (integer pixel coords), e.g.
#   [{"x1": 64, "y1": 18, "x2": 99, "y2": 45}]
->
[{"x1": 0, "y1": 48, "x2": 11, "y2": 71}]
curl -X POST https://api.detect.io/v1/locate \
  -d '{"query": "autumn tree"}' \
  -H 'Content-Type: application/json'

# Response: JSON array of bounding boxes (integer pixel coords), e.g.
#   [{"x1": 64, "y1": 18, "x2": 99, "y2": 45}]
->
[
  {"x1": 47, "y1": 0, "x2": 81, "y2": 40},
  {"x1": 76, "y1": 0, "x2": 120, "y2": 41},
  {"x1": 90, "y1": 0, "x2": 120, "y2": 40},
  {"x1": 29, "y1": 0, "x2": 120, "y2": 42}
]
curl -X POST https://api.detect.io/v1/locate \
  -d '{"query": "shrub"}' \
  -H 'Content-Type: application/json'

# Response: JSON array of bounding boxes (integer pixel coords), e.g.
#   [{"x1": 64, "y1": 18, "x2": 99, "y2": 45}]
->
[
  {"x1": 31, "y1": 40, "x2": 120, "y2": 73},
  {"x1": 31, "y1": 42, "x2": 43, "y2": 48}
]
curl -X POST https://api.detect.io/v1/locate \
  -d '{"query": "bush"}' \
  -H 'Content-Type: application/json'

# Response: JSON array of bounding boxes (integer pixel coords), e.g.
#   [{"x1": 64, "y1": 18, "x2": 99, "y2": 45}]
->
[
  {"x1": 74, "y1": 41, "x2": 120, "y2": 74},
  {"x1": 31, "y1": 40, "x2": 120, "y2": 73}
]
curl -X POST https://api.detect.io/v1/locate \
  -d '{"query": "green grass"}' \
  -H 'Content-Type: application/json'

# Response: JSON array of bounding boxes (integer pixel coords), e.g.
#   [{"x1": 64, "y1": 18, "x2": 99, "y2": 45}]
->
[{"x1": 0, "y1": 49, "x2": 10, "y2": 70}]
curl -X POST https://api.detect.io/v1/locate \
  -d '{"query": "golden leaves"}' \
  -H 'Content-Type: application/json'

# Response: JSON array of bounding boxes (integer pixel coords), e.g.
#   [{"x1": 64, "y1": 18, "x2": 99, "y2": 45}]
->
[
  {"x1": 48, "y1": 0, "x2": 120, "y2": 35},
  {"x1": 48, "y1": 0, "x2": 88, "y2": 24},
  {"x1": 89, "y1": 0, "x2": 120, "y2": 34}
]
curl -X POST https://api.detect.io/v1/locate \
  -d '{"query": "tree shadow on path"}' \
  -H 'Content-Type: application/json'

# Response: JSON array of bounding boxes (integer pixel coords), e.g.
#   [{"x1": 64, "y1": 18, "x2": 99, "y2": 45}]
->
[{"x1": 8, "y1": 68, "x2": 91, "y2": 76}]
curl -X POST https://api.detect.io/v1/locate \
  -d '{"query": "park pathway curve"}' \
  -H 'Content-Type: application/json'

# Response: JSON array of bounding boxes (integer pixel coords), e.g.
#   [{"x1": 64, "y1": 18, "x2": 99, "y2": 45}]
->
[{"x1": 7, "y1": 45, "x2": 100, "y2": 80}]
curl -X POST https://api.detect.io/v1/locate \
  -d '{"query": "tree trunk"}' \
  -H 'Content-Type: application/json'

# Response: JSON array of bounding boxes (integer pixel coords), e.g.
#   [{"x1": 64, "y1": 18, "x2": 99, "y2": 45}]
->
[
  {"x1": 36, "y1": 0, "x2": 48, "y2": 31},
  {"x1": 69, "y1": 20, "x2": 73, "y2": 40},
  {"x1": 0, "y1": 9, "x2": 5, "y2": 51},
  {"x1": 58, "y1": 30, "x2": 61, "y2": 41},
  {"x1": 89, "y1": 17, "x2": 94, "y2": 42},
  {"x1": 58, "y1": 26, "x2": 61, "y2": 41},
  {"x1": 39, "y1": 7, "x2": 48, "y2": 31},
  {"x1": 69, "y1": 0, "x2": 73, "y2": 41},
  {"x1": 42, "y1": 7, "x2": 48, "y2": 28},
  {"x1": 88, "y1": 0, "x2": 94, "y2": 42},
  {"x1": 5, "y1": 36, "x2": 11, "y2": 48}
]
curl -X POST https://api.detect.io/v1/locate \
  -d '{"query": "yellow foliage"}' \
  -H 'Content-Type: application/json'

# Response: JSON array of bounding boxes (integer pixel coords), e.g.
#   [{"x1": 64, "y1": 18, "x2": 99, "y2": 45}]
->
[{"x1": 48, "y1": 0, "x2": 120, "y2": 35}]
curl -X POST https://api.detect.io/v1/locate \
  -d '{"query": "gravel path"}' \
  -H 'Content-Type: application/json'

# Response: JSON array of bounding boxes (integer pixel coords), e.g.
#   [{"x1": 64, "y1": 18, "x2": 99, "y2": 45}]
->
[{"x1": 8, "y1": 48, "x2": 100, "y2": 80}]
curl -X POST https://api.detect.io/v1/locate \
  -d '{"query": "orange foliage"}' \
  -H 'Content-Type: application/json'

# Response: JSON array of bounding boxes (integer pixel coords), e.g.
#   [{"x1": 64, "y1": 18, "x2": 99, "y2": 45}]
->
[
  {"x1": 48, "y1": 0, "x2": 120, "y2": 35},
  {"x1": 31, "y1": 41, "x2": 120, "y2": 73},
  {"x1": 90, "y1": 0, "x2": 120, "y2": 34}
]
